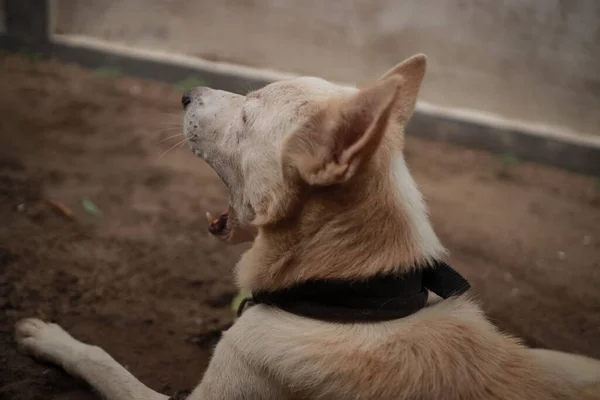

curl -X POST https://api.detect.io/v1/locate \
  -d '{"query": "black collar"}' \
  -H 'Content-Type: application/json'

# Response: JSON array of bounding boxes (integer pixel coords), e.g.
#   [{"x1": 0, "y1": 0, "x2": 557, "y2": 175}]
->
[{"x1": 237, "y1": 260, "x2": 470, "y2": 323}]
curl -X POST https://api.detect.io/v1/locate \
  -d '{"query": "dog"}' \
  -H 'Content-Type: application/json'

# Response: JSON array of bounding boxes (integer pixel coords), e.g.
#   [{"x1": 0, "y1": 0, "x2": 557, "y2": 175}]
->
[{"x1": 15, "y1": 54, "x2": 600, "y2": 399}]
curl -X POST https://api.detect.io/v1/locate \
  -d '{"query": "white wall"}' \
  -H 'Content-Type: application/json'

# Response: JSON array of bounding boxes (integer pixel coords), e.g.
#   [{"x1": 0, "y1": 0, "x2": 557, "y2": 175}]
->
[{"x1": 53, "y1": 0, "x2": 600, "y2": 137}]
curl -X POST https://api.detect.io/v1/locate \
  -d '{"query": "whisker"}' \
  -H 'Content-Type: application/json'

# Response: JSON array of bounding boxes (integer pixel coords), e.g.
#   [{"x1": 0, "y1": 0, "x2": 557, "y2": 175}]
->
[
  {"x1": 243, "y1": 83, "x2": 258, "y2": 96},
  {"x1": 158, "y1": 112, "x2": 183, "y2": 118},
  {"x1": 158, "y1": 133, "x2": 184, "y2": 143},
  {"x1": 157, "y1": 122, "x2": 182, "y2": 127},
  {"x1": 156, "y1": 137, "x2": 190, "y2": 160},
  {"x1": 155, "y1": 123, "x2": 180, "y2": 128},
  {"x1": 154, "y1": 126, "x2": 180, "y2": 133}
]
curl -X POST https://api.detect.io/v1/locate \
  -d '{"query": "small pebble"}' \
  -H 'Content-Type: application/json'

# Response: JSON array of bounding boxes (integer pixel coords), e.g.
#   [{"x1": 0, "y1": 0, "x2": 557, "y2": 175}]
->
[
  {"x1": 16, "y1": 203, "x2": 25, "y2": 212},
  {"x1": 583, "y1": 236, "x2": 592, "y2": 246},
  {"x1": 503, "y1": 272, "x2": 513, "y2": 282},
  {"x1": 129, "y1": 84, "x2": 141, "y2": 95},
  {"x1": 557, "y1": 251, "x2": 566, "y2": 260},
  {"x1": 510, "y1": 287, "x2": 520, "y2": 297}
]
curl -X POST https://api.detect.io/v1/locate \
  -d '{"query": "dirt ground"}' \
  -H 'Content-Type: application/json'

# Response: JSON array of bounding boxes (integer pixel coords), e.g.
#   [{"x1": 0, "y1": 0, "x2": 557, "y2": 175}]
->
[{"x1": 0, "y1": 54, "x2": 599, "y2": 400}]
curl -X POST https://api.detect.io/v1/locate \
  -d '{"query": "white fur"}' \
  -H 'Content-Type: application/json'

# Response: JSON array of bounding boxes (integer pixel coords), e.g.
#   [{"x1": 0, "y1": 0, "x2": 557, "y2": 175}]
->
[
  {"x1": 15, "y1": 318, "x2": 167, "y2": 400},
  {"x1": 391, "y1": 155, "x2": 446, "y2": 261}
]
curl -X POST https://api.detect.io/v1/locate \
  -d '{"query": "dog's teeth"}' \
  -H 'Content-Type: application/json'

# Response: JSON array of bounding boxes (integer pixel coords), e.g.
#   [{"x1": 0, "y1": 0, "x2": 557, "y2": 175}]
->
[{"x1": 206, "y1": 211, "x2": 215, "y2": 223}]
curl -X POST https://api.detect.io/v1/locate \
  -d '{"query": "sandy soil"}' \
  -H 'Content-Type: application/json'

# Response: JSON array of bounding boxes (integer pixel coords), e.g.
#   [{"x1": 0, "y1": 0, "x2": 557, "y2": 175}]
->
[{"x1": 0, "y1": 55, "x2": 599, "y2": 400}]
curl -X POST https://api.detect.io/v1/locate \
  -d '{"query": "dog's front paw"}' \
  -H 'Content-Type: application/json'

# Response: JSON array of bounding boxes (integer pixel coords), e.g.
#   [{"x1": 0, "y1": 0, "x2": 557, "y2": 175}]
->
[{"x1": 15, "y1": 318, "x2": 84, "y2": 367}]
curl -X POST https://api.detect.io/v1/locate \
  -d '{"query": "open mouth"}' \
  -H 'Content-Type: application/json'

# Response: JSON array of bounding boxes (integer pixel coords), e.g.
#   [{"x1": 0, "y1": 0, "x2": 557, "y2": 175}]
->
[
  {"x1": 205, "y1": 201, "x2": 254, "y2": 244},
  {"x1": 206, "y1": 208, "x2": 231, "y2": 238}
]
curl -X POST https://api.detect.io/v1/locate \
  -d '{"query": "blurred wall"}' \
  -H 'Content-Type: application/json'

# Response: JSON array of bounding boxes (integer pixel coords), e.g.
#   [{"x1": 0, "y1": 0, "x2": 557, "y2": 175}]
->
[
  {"x1": 53, "y1": 0, "x2": 600, "y2": 137},
  {"x1": 0, "y1": 0, "x2": 5, "y2": 33}
]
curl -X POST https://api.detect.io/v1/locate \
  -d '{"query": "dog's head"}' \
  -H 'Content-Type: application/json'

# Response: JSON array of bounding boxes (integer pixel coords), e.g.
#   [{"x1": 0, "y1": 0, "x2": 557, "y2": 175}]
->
[{"x1": 182, "y1": 54, "x2": 427, "y2": 247}]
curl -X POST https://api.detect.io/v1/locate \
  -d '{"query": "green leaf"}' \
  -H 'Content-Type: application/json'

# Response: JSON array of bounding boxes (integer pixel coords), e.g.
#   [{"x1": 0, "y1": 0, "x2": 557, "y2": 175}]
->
[
  {"x1": 95, "y1": 66, "x2": 123, "y2": 79},
  {"x1": 81, "y1": 198, "x2": 103, "y2": 217},
  {"x1": 174, "y1": 76, "x2": 206, "y2": 92},
  {"x1": 494, "y1": 153, "x2": 520, "y2": 169},
  {"x1": 19, "y1": 49, "x2": 42, "y2": 62}
]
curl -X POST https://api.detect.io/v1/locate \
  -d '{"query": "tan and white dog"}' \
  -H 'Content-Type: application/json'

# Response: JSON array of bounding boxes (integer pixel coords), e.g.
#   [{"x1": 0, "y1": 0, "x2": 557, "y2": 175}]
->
[{"x1": 15, "y1": 54, "x2": 600, "y2": 399}]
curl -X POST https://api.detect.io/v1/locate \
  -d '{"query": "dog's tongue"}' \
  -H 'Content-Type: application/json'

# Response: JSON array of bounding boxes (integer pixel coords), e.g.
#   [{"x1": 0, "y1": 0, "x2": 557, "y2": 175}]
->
[{"x1": 207, "y1": 210, "x2": 229, "y2": 235}]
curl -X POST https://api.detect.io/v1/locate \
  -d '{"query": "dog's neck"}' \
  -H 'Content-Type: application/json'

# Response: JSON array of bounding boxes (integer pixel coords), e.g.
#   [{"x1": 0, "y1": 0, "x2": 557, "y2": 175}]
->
[{"x1": 236, "y1": 151, "x2": 446, "y2": 292}]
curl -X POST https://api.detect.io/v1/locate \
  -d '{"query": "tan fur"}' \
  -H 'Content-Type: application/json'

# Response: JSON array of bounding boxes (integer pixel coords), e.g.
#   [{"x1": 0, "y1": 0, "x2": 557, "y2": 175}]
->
[
  {"x1": 14, "y1": 54, "x2": 600, "y2": 399},
  {"x1": 239, "y1": 77, "x2": 436, "y2": 291}
]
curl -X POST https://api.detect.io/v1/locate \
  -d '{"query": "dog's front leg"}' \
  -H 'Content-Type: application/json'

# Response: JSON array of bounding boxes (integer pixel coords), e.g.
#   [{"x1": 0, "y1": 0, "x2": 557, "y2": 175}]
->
[
  {"x1": 188, "y1": 335, "x2": 289, "y2": 400},
  {"x1": 15, "y1": 318, "x2": 168, "y2": 400}
]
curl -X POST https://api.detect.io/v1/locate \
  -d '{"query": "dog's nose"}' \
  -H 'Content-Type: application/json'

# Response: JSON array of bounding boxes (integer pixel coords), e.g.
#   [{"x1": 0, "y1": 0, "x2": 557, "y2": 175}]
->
[
  {"x1": 181, "y1": 87, "x2": 209, "y2": 110},
  {"x1": 181, "y1": 92, "x2": 192, "y2": 109}
]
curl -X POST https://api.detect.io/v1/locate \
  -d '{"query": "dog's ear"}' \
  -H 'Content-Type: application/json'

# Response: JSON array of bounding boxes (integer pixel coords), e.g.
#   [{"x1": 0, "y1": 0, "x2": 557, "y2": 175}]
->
[
  {"x1": 378, "y1": 53, "x2": 427, "y2": 124},
  {"x1": 282, "y1": 76, "x2": 402, "y2": 186}
]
